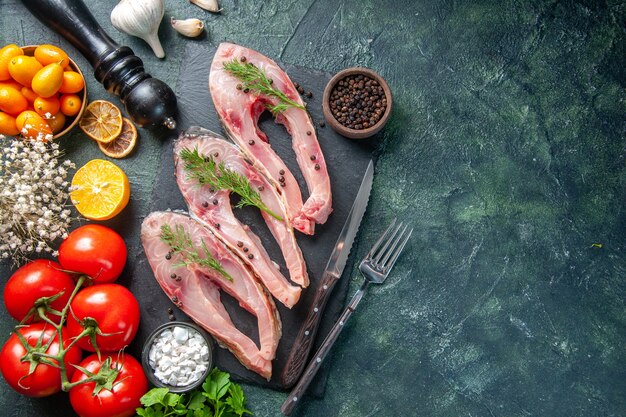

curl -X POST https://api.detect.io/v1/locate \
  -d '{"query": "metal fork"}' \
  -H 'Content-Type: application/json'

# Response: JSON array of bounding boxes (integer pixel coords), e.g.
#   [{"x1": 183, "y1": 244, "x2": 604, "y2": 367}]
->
[{"x1": 281, "y1": 219, "x2": 413, "y2": 415}]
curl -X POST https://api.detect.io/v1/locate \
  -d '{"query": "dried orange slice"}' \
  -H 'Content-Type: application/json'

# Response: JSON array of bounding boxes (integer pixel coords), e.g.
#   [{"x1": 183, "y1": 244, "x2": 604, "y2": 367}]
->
[
  {"x1": 70, "y1": 159, "x2": 130, "y2": 221},
  {"x1": 97, "y1": 118, "x2": 137, "y2": 159},
  {"x1": 79, "y1": 100, "x2": 122, "y2": 143}
]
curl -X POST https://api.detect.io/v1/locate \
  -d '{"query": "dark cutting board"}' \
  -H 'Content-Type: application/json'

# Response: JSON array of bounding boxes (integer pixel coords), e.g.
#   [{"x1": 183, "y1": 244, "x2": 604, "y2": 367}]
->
[
  {"x1": 0, "y1": 43, "x2": 376, "y2": 406},
  {"x1": 129, "y1": 43, "x2": 375, "y2": 393}
]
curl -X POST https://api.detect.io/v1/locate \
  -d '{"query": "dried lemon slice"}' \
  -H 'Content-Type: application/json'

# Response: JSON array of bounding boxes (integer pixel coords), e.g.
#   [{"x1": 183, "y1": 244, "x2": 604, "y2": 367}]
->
[
  {"x1": 70, "y1": 159, "x2": 130, "y2": 221},
  {"x1": 79, "y1": 100, "x2": 123, "y2": 143},
  {"x1": 97, "y1": 118, "x2": 137, "y2": 159}
]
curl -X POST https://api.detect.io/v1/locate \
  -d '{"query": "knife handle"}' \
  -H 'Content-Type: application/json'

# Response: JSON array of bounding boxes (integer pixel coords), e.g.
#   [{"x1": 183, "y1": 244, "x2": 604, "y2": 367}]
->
[
  {"x1": 280, "y1": 270, "x2": 339, "y2": 388},
  {"x1": 280, "y1": 282, "x2": 369, "y2": 416}
]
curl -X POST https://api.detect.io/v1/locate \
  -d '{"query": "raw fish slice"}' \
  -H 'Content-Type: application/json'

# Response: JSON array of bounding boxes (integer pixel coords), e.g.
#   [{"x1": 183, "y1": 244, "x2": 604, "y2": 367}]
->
[
  {"x1": 174, "y1": 130, "x2": 310, "y2": 290},
  {"x1": 210, "y1": 42, "x2": 332, "y2": 234},
  {"x1": 141, "y1": 211, "x2": 281, "y2": 379}
]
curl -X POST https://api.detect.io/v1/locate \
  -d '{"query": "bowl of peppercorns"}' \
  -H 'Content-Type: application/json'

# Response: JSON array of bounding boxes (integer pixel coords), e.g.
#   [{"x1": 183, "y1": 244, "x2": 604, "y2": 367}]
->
[{"x1": 322, "y1": 67, "x2": 392, "y2": 139}]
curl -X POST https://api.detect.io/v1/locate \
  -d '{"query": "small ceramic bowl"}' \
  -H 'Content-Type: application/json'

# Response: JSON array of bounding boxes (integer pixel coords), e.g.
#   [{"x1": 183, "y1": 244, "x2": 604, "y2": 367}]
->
[
  {"x1": 22, "y1": 45, "x2": 87, "y2": 139},
  {"x1": 141, "y1": 321, "x2": 213, "y2": 393},
  {"x1": 322, "y1": 67, "x2": 392, "y2": 139}
]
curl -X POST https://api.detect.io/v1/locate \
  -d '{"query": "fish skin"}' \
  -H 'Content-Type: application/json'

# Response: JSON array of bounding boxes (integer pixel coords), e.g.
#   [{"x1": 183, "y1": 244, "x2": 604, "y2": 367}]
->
[
  {"x1": 209, "y1": 42, "x2": 332, "y2": 234},
  {"x1": 141, "y1": 211, "x2": 281, "y2": 379},
  {"x1": 174, "y1": 132, "x2": 310, "y2": 292}
]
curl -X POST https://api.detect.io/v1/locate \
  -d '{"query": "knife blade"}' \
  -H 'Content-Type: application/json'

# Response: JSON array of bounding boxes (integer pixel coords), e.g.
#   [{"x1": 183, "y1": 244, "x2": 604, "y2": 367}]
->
[{"x1": 280, "y1": 160, "x2": 374, "y2": 388}]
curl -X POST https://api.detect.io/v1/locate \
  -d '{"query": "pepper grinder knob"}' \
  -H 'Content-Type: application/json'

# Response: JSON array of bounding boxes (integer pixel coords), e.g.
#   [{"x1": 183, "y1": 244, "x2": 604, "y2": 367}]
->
[{"x1": 22, "y1": 0, "x2": 178, "y2": 129}]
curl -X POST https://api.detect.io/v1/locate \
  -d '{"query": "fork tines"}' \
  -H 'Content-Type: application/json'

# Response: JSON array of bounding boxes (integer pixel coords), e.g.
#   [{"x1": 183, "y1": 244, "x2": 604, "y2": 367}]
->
[{"x1": 369, "y1": 219, "x2": 413, "y2": 273}]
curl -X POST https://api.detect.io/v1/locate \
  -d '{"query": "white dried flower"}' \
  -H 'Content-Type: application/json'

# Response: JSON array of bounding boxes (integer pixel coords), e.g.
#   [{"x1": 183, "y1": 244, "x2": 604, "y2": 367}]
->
[{"x1": 0, "y1": 136, "x2": 75, "y2": 266}]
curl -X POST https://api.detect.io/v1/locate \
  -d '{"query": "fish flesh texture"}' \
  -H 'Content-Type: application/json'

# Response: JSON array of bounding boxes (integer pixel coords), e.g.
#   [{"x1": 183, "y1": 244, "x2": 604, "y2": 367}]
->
[
  {"x1": 174, "y1": 129, "x2": 310, "y2": 295},
  {"x1": 209, "y1": 42, "x2": 332, "y2": 235},
  {"x1": 141, "y1": 211, "x2": 281, "y2": 379}
]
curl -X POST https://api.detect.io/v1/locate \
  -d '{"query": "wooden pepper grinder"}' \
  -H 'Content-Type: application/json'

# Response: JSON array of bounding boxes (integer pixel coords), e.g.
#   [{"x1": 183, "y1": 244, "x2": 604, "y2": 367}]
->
[{"x1": 22, "y1": 0, "x2": 178, "y2": 130}]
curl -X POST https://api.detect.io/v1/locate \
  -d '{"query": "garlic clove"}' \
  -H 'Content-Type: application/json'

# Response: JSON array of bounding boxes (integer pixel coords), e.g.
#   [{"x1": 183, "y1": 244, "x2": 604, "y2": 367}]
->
[
  {"x1": 171, "y1": 17, "x2": 205, "y2": 38},
  {"x1": 189, "y1": 0, "x2": 222, "y2": 13}
]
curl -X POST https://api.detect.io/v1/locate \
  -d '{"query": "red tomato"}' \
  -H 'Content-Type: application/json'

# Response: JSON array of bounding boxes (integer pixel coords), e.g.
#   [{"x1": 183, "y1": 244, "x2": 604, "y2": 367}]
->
[
  {"x1": 3, "y1": 259, "x2": 75, "y2": 323},
  {"x1": 66, "y1": 284, "x2": 140, "y2": 352},
  {"x1": 58, "y1": 224, "x2": 127, "y2": 283},
  {"x1": 0, "y1": 323, "x2": 82, "y2": 397},
  {"x1": 69, "y1": 353, "x2": 147, "y2": 417}
]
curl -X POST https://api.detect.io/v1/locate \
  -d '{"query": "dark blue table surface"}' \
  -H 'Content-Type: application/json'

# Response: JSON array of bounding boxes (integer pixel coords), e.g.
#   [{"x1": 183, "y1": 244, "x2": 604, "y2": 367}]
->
[{"x1": 1, "y1": 1, "x2": 625, "y2": 416}]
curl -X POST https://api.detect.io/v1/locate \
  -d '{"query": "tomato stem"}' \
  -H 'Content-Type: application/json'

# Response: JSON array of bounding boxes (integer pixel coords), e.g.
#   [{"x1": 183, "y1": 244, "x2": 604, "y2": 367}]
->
[
  {"x1": 37, "y1": 307, "x2": 58, "y2": 328},
  {"x1": 19, "y1": 274, "x2": 93, "y2": 393}
]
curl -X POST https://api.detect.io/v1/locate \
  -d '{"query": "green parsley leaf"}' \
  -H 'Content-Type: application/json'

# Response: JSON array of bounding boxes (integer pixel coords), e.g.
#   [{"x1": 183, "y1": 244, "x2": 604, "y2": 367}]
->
[
  {"x1": 226, "y1": 384, "x2": 252, "y2": 416},
  {"x1": 188, "y1": 391, "x2": 207, "y2": 410},
  {"x1": 204, "y1": 368, "x2": 231, "y2": 402},
  {"x1": 140, "y1": 388, "x2": 170, "y2": 407},
  {"x1": 164, "y1": 392, "x2": 182, "y2": 407}
]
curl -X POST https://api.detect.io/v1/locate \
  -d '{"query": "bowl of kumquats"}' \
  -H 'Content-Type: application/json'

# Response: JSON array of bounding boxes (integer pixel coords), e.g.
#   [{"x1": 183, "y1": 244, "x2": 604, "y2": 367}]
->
[{"x1": 0, "y1": 44, "x2": 87, "y2": 140}]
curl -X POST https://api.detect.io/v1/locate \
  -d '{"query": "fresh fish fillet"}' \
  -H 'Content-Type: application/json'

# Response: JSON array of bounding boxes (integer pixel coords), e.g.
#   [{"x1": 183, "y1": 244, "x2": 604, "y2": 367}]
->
[
  {"x1": 209, "y1": 42, "x2": 332, "y2": 234},
  {"x1": 141, "y1": 211, "x2": 281, "y2": 379},
  {"x1": 174, "y1": 129, "x2": 310, "y2": 291}
]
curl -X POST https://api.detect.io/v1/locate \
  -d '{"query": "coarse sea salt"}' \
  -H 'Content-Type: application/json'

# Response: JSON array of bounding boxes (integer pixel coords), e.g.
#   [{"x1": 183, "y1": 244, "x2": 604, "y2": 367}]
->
[{"x1": 148, "y1": 325, "x2": 210, "y2": 387}]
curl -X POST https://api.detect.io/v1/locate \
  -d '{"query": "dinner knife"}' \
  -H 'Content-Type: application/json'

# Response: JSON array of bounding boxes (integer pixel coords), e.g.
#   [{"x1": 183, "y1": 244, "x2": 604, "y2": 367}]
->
[{"x1": 280, "y1": 160, "x2": 374, "y2": 388}]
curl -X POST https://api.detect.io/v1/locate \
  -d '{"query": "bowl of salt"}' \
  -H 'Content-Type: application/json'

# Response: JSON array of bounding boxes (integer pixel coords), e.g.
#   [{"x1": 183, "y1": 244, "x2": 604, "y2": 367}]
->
[{"x1": 141, "y1": 321, "x2": 213, "y2": 393}]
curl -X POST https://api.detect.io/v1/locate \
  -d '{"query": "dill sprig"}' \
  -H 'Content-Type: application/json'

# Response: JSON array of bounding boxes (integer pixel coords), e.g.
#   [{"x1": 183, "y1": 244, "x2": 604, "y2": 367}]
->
[
  {"x1": 180, "y1": 147, "x2": 283, "y2": 221},
  {"x1": 223, "y1": 59, "x2": 305, "y2": 114},
  {"x1": 160, "y1": 224, "x2": 233, "y2": 281}
]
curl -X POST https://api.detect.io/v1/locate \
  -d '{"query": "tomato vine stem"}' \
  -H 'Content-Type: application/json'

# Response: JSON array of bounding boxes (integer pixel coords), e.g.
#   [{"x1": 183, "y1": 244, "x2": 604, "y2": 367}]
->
[{"x1": 19, "y1": 274, "x2": 98, "y2": 392}]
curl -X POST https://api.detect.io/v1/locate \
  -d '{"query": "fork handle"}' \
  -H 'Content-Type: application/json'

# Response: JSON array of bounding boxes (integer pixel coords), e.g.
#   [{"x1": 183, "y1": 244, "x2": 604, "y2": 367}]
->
[
  {"x1": 281, "y1": 281, "x2": 370, "y2": 416},
  {"x1": 280, "y1": 270, "x2": 340, "y2": 388}
]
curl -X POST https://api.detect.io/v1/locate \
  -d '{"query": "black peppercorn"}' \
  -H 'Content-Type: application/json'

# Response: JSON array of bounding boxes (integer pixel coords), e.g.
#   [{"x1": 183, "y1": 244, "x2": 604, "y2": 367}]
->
[{"x1": 329, "y1": 74, "x2": 386, "y2": 130}]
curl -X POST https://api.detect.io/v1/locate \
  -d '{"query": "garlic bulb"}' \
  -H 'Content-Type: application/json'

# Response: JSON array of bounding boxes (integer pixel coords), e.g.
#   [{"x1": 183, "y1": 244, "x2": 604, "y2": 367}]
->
[
  {"x1": 171, "y1": 17, "x2": 205, "y2": 37},
  {"x1": 111, "y1": 0, "x2": 166, "y2": 58},
  {"x1": 190, "y1": 0, "x2": 222, "y2": 13}
]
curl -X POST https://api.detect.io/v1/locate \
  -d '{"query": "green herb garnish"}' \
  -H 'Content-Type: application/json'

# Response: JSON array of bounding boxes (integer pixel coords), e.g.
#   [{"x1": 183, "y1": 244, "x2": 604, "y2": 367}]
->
[
  {"x1": 223, "y1": 59, "x2": 305, "y2": 114},
  {"x1": 180, "y1": 147, "x2": 283, "y2": 221},
  {"x1": 136, "y1": 368, "x2": 252, "y2": 417},
  {"x1": 160, "y1": 224, "x2": 233, "y2": 281}
]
